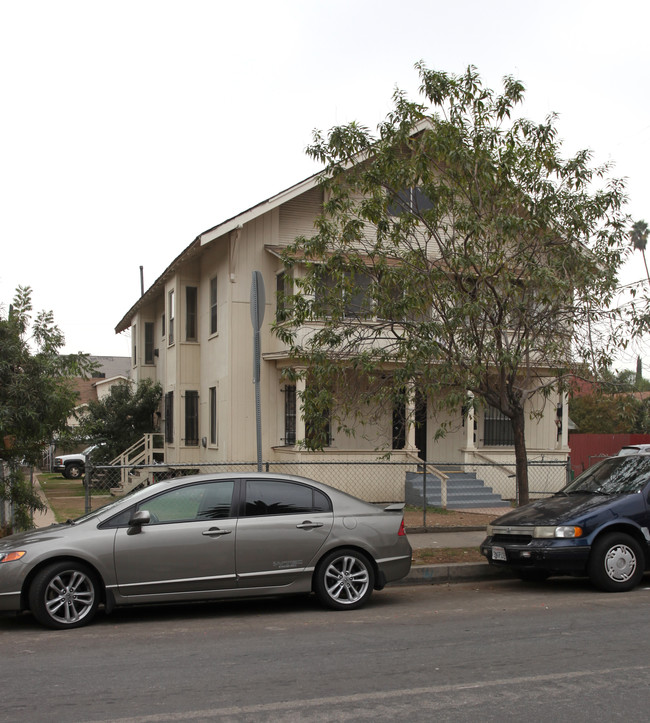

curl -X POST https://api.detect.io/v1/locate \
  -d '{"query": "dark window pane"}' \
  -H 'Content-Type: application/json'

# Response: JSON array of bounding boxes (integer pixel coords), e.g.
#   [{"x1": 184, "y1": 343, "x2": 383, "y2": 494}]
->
[
  {"x1": 388, "y1": 188, "x2": 413, "y2": 216},
  {"x1": 210, "y1": 277, "x2": 218, "y2": 335},
  {"x1": 284, "y1": 385, "x2": 296, "y2": 445},
  {"x1": 164, "y1": 391, "x2": 174, "y2": 444},
  {"x1": 413, "y1": 186, "x2": 434, "y2": 213},
  {"x1": 186, "y1": 286, "x2": 198, "y2": 341},
  {"x1": 388, "y1": 186, "x2": 434, "y2": 216},
  {"x1": 144, "y1": 322, "x2": 155, "y2": 364},
  {"x1": 344, "y1": 272, "x2": 372, "y2": 318},
  {"x1": 484, "y1": 406, "x2": 514, "y2": 446},
  {"x1": 209, "y1": 386, "x2": 217, "y2": 445},
  {"x1": 244, "y1": 480, "x2": 331, "y2": 516},
  {"x1": 168, "y1": 290, "x2": 175, "y2": 344},
  {"x1": 312, "y1": 489, "x2": 330, "y2": 513},
  {"x1": 185, "y1": 390, "x2": 199, "y2": 446}
]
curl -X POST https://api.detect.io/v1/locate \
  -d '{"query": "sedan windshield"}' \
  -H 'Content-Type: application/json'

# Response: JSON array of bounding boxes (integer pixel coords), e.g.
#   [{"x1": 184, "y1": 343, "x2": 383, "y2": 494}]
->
[{"x1": 562, "y1": 455, "x2": 650, "y2": 496}]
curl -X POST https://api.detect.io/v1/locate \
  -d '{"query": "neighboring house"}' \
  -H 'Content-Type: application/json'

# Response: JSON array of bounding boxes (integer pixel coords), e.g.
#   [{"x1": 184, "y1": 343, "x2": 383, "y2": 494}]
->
[
  {"x1": 115, "y1": 174, "x2": 569, "y2": 500},
  {"x1": 65, "y1": 357, "x2": 132, "y2": 429},
  {"x1": 46, "y1": 357, "x2": 132, "y2": 467}
]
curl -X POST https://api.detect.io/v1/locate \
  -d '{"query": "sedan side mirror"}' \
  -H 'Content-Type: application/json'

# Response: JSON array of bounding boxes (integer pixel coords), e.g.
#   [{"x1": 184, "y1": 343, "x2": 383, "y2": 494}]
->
[{"x1": 127, "y1": 509, "x2": 151, "y2": 534}]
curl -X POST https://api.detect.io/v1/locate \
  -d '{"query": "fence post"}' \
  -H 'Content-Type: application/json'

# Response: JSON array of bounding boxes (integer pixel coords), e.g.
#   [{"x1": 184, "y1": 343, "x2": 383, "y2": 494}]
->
[
  {"x1": 441, "y1": 471, "x2": 447, "y2": 509},
  {"x1": 0, "y1": 463, "x2": 5, "y2": 530},
  {"x1": 85, "y1": 464, "x2": 92, "y2": 514},
  {"x1": 421, "y1": 464, "x2": 427, "y2": 527}
]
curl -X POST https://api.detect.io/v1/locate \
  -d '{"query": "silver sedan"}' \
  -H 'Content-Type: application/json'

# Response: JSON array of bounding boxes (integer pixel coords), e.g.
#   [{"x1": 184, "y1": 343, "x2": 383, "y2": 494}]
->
[{"x1": 0, "y1": 472, "x2": 412, "y2": 629}]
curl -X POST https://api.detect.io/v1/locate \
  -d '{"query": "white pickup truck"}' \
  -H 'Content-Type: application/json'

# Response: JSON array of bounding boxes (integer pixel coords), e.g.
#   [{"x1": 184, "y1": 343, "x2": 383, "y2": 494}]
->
[{"x1": 53, "y1": 445, "x2": 99, "y2": 479}]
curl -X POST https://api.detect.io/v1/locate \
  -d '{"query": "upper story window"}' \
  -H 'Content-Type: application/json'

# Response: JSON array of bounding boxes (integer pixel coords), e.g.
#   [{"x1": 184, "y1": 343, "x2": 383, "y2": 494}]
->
[
  {"x1": 168, "y1": 289, "x2": 175, "y2": 345},
  {"x1": 144, "y1": 322, "x2": 155, "y2": 365},
  {"x1": 388, "y1": 187, "x2": 434, "y2": 216},
  {"x1": 132, "y1": 324, "x2": 137, "y2": 365},
  {"x1": 186, "y1": 286, "x2": 198, "y2": 341},
  {"x1": 161, "y1": 312, "x2": 165, "y2": 339},
  {"x1": 314, "y1": 270, "x2": 373, "y2": 320},
  {"x1": 276, "y1": 271, "x2": 293, "y2": 322},
  {"x1": 343, "y1": 272, "x2": 372, "y2": 319},
  {"x1": 209, "y1": 277, "x2": 218, "y2": 335}
]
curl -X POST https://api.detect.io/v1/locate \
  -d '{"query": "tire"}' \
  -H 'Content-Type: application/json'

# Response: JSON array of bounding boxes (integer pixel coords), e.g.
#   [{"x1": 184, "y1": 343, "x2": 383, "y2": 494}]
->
[
  {"x1": 588, "y1": 533, "x2": 645, "y2": 592},
  {"x1": 314, "y1": 549, "x2": 375, "y2": 610},
  {"x1": 516, "y1": 569, "x2": 550, "y2": 583},
  {"x1": 29, "y1": 562, "x2": 100, "y2": 629},
  {"x1": 65, "y1": 463, "x2": 83, "y2": 480}
]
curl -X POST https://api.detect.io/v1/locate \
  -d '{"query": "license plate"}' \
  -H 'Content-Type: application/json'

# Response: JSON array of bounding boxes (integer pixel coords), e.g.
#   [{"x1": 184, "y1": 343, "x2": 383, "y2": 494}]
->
[{"x1": 492, "y1": 546, "x2": 507, "y2": 562}]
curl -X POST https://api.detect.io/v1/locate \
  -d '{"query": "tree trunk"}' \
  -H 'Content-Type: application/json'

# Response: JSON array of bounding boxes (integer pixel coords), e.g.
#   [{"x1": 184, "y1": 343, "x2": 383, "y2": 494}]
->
[{"x1": 512, "y1": 406, "x2": 529, "y2": 506}]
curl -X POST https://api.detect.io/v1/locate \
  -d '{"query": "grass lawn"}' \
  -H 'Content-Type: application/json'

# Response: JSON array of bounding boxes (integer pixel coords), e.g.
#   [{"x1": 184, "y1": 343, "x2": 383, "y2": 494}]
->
[{"x1": 37, "y1": 472, "x2": 112, "y2": 522}]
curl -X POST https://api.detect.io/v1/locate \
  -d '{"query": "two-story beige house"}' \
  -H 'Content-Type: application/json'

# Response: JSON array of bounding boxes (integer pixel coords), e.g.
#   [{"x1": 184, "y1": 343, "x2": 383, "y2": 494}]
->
[{"x1": 115, "y1": 170, "x2": 570, "y2": 501}]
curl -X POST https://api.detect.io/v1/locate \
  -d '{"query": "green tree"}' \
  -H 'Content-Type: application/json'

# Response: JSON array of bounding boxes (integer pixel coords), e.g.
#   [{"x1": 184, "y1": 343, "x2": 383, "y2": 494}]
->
[
  {"x1": 630, "y1": 220, "x2": 649, "y2": 284},
  {"x1": 75, "y1": 378, "x2": 162, "y2": 462},
  {"x1": 275, "y1": 64, "x2": 628, "y2": 505},
  {"x1": 569, "y1": 393, "x2": 640, "y2": 434},
  {"x1": 0, "y1": 286, "x2": 94, "y2": 531}
]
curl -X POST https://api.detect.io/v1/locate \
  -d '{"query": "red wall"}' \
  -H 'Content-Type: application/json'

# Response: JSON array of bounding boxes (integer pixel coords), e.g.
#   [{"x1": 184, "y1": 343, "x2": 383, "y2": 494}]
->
[{"x1": 569, "y1": 433, "x2": 650, "y2": 477}]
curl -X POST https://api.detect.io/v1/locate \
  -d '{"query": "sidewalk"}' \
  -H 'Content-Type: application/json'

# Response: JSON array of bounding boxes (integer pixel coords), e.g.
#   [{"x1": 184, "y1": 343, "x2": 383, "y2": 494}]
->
[{"x1": 32, "y1": 475, "x2": 57, "y2": 527}]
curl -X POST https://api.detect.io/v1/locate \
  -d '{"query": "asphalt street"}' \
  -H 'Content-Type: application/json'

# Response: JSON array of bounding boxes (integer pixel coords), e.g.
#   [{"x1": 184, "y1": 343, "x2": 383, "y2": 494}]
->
[{"x1": 3, "y1": 579, "x2": 650, "y2": 722}]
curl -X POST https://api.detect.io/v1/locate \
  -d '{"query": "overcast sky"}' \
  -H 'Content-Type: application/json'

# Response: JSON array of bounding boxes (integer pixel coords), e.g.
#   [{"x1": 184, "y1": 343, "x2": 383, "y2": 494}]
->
[{"x1": 1, "y1": 0, "x2": 648, "y2": 369}]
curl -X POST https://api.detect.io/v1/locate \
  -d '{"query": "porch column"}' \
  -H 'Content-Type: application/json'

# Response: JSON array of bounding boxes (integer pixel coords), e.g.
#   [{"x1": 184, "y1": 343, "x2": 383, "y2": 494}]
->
[
  {"x1": 558, "y1": 390, "x2": 569, "y2": 449},
  {"x1": 405, "y1": 383, "x2": 417, "y2": 451},
  {"x1": 295, "y1": 372, "x2": 307, "y2": 445},
  {"x1": 465, "y1": 392, "x2": 476, "y2": 449}
]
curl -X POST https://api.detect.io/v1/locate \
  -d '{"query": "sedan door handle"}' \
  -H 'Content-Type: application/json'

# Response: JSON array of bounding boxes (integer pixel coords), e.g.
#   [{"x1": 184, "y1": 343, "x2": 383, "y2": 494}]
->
[
  {"x1": 296, "y1": 521, "x2": 324, "y2": 530},
  {"x1": 202, "y1": 527, "x2": 232, "y2": 537}
]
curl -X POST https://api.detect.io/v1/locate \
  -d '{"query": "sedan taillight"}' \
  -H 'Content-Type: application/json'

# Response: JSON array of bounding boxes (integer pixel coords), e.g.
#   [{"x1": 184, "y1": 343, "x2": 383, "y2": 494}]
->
[{"x1": 398, "y1": 519, "x2": 406, "y2": 536}]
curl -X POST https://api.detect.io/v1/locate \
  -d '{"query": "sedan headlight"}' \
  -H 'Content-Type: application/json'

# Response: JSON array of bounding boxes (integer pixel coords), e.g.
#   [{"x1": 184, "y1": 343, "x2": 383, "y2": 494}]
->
[
  {"x1": 533, "y1": 526, "x2": 583, "y2": 539},
  {"x1": 0, "y1": 551, "x2": 26, "y2": 563}
]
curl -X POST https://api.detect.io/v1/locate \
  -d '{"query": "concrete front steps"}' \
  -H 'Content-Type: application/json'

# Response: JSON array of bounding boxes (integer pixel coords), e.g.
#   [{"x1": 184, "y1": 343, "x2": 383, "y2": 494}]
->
[{"x1": 405, "y1": 467, "x2": 510, "y2": 509}]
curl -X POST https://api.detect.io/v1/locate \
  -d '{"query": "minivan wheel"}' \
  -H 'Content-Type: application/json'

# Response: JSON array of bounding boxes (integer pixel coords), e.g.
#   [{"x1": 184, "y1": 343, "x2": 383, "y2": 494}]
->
[
  {"x1": 588, "y1": 533, "x2": 645, "y2": 592},
  {"x1": 314, "y1": 549, "x2": 375, "y2": 610},
  {"x1": 29, "y1": 562, "x2": 100, "y2": 629}
]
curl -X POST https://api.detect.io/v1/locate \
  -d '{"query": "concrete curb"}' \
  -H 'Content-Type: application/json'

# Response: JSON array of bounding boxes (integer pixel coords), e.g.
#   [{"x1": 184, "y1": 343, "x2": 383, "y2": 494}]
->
[
  {"x1": 395, "y1": 562, "x2": 516, "y2": 586},
  {"x1": 406, "y1": 526, "x2": 485, "y2": 534}
]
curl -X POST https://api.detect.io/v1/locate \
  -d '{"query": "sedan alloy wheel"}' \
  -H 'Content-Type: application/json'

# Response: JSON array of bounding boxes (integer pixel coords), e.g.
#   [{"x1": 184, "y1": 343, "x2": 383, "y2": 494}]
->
[
  {"x1": 314, "y1": 549, "x2": 375, "y2": 610},
  {"x1": 29, "y1": 562, "x2": 100, "y2": 629}
]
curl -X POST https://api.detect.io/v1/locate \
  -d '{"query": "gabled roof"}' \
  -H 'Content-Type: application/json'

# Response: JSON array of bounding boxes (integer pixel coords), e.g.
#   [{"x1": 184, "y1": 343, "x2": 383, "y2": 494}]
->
[
  {"x1": 115, "y1": 170, "x2": 323, "y2": 334},
  {"x1": 114, "y1": 118, "x2": 433, "y2": 334}
]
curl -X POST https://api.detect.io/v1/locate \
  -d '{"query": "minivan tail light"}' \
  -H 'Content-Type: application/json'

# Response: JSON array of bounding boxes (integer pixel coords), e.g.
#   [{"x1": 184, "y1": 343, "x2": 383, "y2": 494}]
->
[{"x1": 398, "y1": 519, "x2": 406, "y2": 536}]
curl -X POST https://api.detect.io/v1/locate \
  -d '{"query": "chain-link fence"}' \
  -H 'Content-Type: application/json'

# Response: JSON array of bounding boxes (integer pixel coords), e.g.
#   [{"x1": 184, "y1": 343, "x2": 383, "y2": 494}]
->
[
  {"x1": 84, "y1": 458, "x2": 571, "y2": 524},
  {"x1": 0, "y1": 461, "x2": 12, "y2": 532}
]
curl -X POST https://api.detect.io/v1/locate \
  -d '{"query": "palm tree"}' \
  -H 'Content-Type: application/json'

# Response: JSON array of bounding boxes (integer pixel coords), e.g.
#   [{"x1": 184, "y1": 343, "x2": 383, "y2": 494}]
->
[{"x1": 631, "y1": 220, "x2": 650, "y2": 284}]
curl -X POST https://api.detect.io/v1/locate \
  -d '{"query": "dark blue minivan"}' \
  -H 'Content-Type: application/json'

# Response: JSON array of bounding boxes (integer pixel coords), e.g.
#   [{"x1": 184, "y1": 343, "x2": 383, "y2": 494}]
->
[{"x1": 481, "y1": 454, "x2": 650, "y2": 591}]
